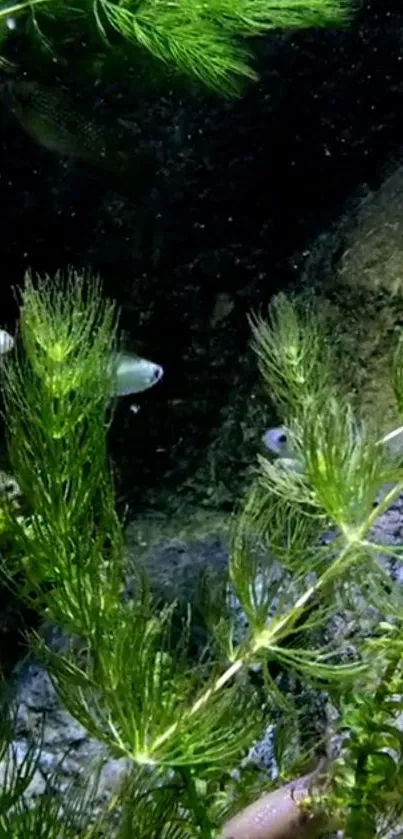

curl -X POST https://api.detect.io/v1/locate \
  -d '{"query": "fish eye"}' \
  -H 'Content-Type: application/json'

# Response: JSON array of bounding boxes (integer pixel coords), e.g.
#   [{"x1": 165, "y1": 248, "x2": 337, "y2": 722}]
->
[{"x1": 277, "y1": 432, "x2": 287, "y2": 444}]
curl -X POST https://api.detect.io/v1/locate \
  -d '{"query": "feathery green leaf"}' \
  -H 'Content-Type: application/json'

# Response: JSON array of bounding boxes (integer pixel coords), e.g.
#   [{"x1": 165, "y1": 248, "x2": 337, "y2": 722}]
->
[{"x1": 0, "y1": 0, "x2": 354, "y2": 94}]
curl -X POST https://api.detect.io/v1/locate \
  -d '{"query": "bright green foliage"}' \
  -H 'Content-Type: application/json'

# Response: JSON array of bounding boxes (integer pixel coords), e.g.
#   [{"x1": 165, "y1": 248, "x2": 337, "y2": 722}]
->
[
  {"x1": 3, "y1": 278, "x2": 403, "y2": 836},
  {"x1": 326, "y1": 620, "x2": 403, "y2": 838},
  {"x1": 0, "y1": 0, "x2": 354, "y2": 95},
  {"x1": 249, "y1": 293, "x2": 335, "y2": 419},
  {"x1": 241, "y1": 292, "x2": 403, "y2": 836},
  {"x1": 1, "y1": 269, "x2": 124, "y2": 633},
  {"x1": 0, "y1": 271, "x2": 265, "y2": 837},
  {"x1": 249, "y1": 293, "x2": 400, "y2": 534},
  {"x1": 33, "y1": 601, "x2": 262, "y2": 771}
]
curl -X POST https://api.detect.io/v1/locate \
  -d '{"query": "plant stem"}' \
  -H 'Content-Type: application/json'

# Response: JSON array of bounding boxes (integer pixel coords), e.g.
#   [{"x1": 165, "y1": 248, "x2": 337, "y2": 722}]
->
[
  {"x1": 0, "y1": 0, "x2": 49, "y2": 17},
  {"x1": 361, "y1": 480, "x2": 403, "y2": 533},
  {"x1": 150, "y1": 480, "x2": 403, "y2": 761},
  {"x1": 179, "y1": 767, "x2": 213, "y2": 839}
]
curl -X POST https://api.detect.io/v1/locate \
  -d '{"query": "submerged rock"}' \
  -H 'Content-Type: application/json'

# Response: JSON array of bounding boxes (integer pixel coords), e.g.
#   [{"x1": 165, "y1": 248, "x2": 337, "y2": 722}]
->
[{"x1": 300, "y1": 163, "x2": 403, "y2": 435}]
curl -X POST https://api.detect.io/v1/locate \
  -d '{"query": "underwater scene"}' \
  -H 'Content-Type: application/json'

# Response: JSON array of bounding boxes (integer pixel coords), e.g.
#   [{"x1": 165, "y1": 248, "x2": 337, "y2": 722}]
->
[{"x1": 3, "y1": 0, "x2": 403, "y2": 836}]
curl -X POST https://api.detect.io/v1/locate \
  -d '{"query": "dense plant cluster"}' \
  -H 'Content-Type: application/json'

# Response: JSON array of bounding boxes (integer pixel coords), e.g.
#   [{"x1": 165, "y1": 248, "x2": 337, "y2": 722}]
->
[
  {"x1": 0, "y1": 0, "x2": 353, "y2": 93},
  {"x1": 1, "y1": 276, "x2": 403, "y2": 837}
]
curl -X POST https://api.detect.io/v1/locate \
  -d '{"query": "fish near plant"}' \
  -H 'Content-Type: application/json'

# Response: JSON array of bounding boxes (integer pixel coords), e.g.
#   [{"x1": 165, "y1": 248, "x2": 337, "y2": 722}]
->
[
  {"x1": 111, "y1": 350, "x2": 163, "y2": 396},
  {"x1": 233, "y1": 292, "x2": 403, "y2": 838},
  {"x1": 0, "y1": 304, "x2": 163, "y2": 400},
  {"x1": 0, "y1": 79, "x2": 158, "y2": 197},
  {"x1": 0, "y1": 328, "x2": 14, "y2": 355},
  {"x1": 217, "y1": 761, "x2": 331, "y2": 839},
  {"x1": 262, "y1": 422, "x2": 403, "y2": 478},
  {"x1": 4, "y1": 278, "x2": 403, "y2": 839}
]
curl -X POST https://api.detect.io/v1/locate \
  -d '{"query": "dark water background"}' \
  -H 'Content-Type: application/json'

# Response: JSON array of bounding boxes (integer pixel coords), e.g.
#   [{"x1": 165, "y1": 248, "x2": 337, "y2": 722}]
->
[{"x1": 1, "y1": 0, "x2": 403, "y2": 513}]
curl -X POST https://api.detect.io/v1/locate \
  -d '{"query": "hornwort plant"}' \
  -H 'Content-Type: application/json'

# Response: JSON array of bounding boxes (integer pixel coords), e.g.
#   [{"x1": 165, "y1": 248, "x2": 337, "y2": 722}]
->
[
  {"x1": 1, "y1": 275, "x2": 403, "y2": 837},
  {"x1": 0, "y1": 0, "x2": 353, "y2": 95}
]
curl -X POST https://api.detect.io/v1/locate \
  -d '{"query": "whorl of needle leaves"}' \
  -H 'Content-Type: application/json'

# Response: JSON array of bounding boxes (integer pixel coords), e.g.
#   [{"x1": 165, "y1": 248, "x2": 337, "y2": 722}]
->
[
  {"x1": 0, "y1": 0, "x2": 354, "y2": 95},
  {"x1": 4, "y1": 277, "x2": 403, "y2": 837}
]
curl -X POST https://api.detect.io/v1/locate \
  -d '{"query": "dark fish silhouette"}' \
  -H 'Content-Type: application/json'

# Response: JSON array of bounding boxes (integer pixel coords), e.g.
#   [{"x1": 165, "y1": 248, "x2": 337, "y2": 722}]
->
[{"x1": 0, "y1": 79, "x2": 157, "y2": 191}]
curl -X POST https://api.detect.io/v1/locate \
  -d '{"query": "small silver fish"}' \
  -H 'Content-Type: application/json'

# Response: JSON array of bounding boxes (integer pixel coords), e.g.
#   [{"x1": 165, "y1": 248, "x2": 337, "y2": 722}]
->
[
  {"x1": 0, "y1": 329, "x2": 14, "y2": 355},
  {"x1": 262, "y1": 426, "x2": 293, "y2": 458},
  {"x1": 0, "y1": 328, "x2": 163, "y2": 397},
  {"x1": 111, "y1": 352, "x2": 163, "y2": 397},
  {"x1": 263, "y1": 423, "x2": 403, "y2": 472},
  {"x1": 262, "y1": 426, "x2": 303, "y2": 474}
]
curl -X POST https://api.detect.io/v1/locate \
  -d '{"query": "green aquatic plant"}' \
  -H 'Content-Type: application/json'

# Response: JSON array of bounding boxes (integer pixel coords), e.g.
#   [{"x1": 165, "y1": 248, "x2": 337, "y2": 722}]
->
[
  {"x1": 0, "y1": 0, "x2": 354, "y2": 94},
  {"x1": 3, "y1": 276, "x2": 403, "y2": 837},
  {"x1": 237, "y1": 292, "x2": 403, "y2": 837},
  {"x1": 0, "y1": 693, "x2": 109, "y2": 838},
  {"x1": 329, "y1": 624, "x2": 403, "y2": 839}
]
